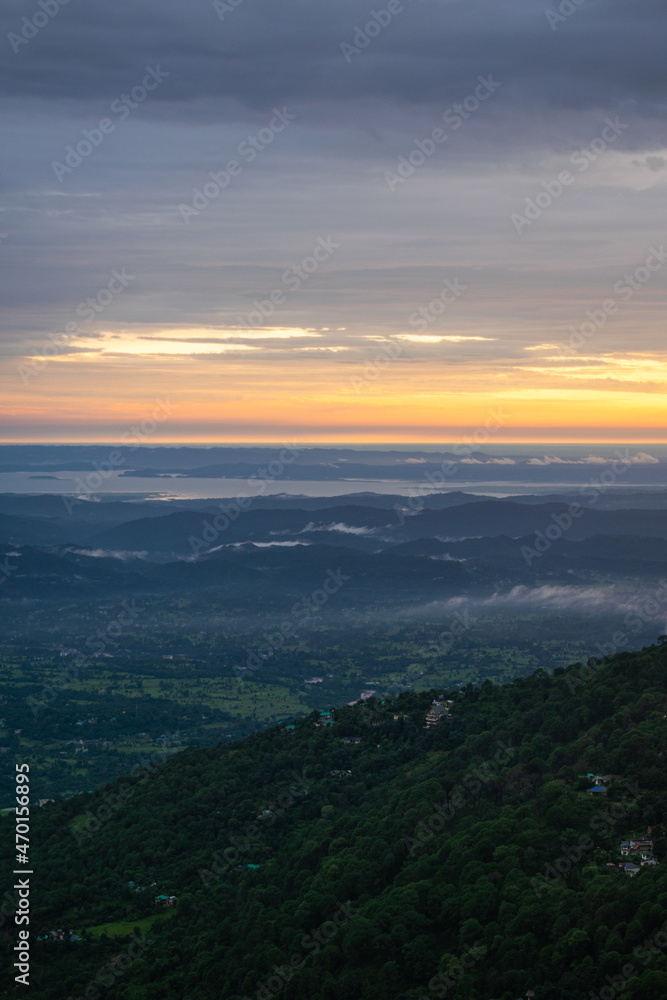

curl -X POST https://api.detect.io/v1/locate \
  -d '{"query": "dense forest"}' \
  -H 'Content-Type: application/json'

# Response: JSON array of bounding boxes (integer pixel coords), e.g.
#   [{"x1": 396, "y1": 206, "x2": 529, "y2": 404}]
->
[{"x1": 3, "y1": 638, "x2": 667, "y2": 998}]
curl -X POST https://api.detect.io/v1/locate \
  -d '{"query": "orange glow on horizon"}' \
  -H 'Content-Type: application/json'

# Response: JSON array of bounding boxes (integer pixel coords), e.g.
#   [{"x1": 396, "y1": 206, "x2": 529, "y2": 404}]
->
[
  {"x1": 3, "y1": 327, "x2": 667, "y2": 445},
  {"x1": 3, "y1": 429, "x2": 667, "y2": 445}
]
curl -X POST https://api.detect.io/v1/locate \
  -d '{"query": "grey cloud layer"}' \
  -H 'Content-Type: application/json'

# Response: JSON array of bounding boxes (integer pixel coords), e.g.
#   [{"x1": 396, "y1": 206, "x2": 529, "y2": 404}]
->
[
  {"x1": 2, "y1": 0, "x2": 666, "y2": 124},
  {"x1": 1, "y1": 0, "x2": 666, "y2": 369}
]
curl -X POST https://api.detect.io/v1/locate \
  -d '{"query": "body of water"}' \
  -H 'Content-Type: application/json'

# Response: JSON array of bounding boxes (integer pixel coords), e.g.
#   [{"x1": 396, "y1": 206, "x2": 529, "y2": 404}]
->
[{"x1": 0, "y1": 470, "x2": 664, "y2": 500}]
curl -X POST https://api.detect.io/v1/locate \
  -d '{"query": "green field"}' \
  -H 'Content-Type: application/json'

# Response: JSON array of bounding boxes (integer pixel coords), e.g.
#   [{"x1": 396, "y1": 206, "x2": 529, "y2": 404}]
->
[
  {"x1": 83, "y1": 912, "x2": 174, "y2": 939},
  {"x1": 0, "y1": 608, "x2": 616, "y2": 805}
]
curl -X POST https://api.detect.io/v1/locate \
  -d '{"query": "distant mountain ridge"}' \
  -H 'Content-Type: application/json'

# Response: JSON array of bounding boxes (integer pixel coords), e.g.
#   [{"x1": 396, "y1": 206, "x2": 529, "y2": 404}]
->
[{"x1": 2, "y1": 493, "x2": 667, "y2": 606}]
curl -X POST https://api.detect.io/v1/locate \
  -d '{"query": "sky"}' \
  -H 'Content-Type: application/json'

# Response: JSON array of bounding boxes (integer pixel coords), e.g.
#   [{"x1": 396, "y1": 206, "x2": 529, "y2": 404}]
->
[{"x1": 1, "y1": 0, "x2": 667, "y2": 443}]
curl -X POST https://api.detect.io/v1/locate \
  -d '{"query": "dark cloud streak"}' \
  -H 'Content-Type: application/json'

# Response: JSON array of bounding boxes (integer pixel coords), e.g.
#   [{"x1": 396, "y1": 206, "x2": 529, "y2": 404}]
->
[{"x1": 1, "y1": 0, "x2": 666, "y2": 128}]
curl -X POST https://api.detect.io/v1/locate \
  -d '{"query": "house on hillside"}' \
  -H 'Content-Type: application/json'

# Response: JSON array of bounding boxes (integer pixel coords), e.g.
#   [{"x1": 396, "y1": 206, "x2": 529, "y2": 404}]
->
[
  {"x1": 425, "y1": 700, "x2": 450, "y2": 727},
  {"x1": 579, "y1": 771, "x2": 623, "y2": 784},
  {"x1": 621, "y1": 836, "x2": 654, "y2": 855},
  {"x1": 586, "y1": 784, "x2": 607, "y2": 796}
]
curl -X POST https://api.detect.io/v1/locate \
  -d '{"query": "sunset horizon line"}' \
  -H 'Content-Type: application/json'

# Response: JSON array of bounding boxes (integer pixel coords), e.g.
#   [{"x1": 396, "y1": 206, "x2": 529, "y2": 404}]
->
[{"x1": 3, "y1": 439, "x2": 667, "y2": 447}]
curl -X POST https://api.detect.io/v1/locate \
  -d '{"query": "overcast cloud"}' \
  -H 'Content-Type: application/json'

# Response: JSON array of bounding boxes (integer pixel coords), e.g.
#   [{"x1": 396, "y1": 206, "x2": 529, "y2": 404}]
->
[{"x1": 1, "y1": 0, "x2": 666, "y2": 440}]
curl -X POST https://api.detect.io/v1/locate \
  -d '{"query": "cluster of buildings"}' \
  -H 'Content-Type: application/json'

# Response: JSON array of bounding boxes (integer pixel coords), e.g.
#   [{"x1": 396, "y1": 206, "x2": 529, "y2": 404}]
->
[
  {"x1": 425, "y1": 697, "x2": 454, "y2": 727},
  {"x1": 35, "y1": 929, "x2": 81, "y2": 942},
  {"x1": 618, "y1": 835, "x2": 659, "y2": 875},
  {"x1": 579, "y1": 771, "x2": 624, "y2": 796},
  {"x1": 579, "y1": 772, "x2": 660, "y2": 875}
]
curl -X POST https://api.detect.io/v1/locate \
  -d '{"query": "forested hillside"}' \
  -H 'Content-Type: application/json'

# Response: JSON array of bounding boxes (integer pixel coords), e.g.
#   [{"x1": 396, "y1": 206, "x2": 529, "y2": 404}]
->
[{"x1": 4, "y1": 640, "x2": 667, "y2": 999}]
